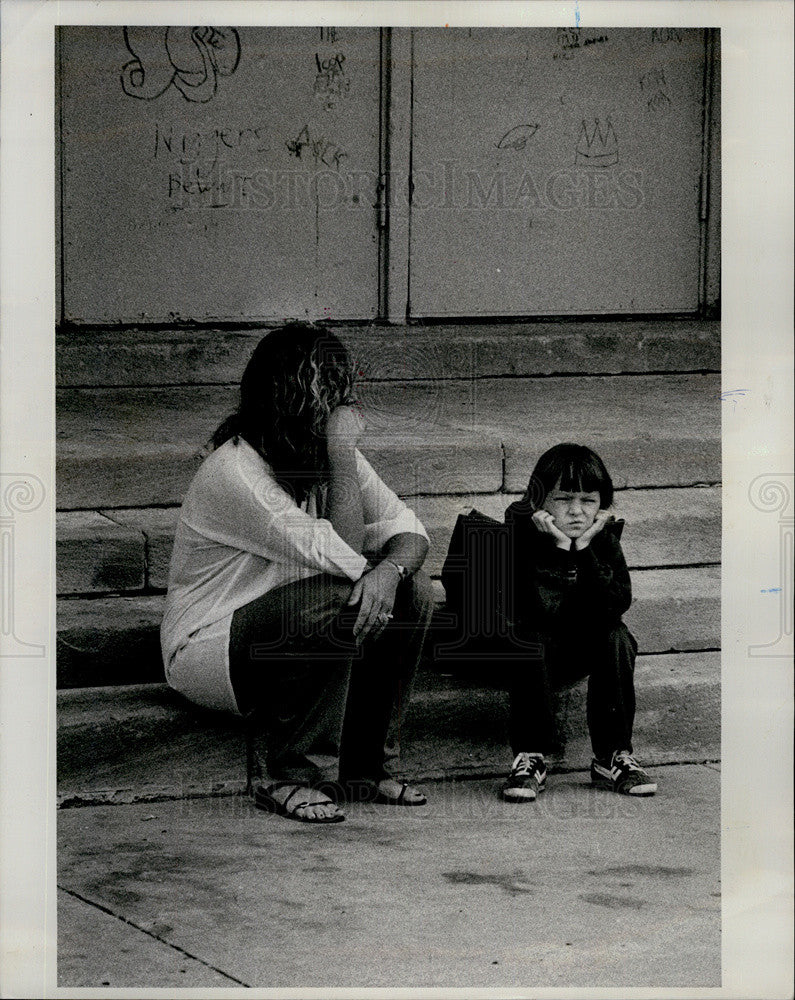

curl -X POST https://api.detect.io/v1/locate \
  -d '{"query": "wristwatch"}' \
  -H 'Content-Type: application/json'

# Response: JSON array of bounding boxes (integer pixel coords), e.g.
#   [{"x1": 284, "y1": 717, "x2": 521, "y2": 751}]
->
[{"x1": 384, "y1": 559, "x2": 411, "y2": 581}]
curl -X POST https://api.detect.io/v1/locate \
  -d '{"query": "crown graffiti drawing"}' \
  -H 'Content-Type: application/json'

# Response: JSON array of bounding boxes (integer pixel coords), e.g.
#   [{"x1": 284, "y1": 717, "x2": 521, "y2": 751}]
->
[{"x1": 575, "y1": 118, "x2": 619, "y2": 167}]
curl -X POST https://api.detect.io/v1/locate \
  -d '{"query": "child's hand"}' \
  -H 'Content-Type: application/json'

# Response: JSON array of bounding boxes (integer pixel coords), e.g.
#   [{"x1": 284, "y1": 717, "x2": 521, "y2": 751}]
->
[
  {"x1": 532, "y1": 510, "x2": 572, "y2": 550},
  {"x1": 573, "y1": 510, "x2": 613, "y2": 550}
]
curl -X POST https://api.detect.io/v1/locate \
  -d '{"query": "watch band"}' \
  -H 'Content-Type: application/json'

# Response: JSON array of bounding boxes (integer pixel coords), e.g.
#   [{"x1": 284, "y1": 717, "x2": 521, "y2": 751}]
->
[{"x1": 384, "y1": 559, "x2": 411, "y2": 581}]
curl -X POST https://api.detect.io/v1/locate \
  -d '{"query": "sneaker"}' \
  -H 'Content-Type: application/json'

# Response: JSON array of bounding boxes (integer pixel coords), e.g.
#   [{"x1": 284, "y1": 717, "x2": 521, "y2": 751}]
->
[
  {"x1": 591, "y1": 750, "x2": 657, "y2": 796},
  {"x1": 502, "y1": 752, "x2": 547, "y2": 802}
]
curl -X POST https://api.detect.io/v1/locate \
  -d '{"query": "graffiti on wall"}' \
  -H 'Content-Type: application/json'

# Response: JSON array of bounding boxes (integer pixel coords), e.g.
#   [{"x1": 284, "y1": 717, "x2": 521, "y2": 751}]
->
[
  {"x1": 495, "y1": 124, "x2": 540, "y2": 150},
  {"x1": 640, "y1": 68, "x2": 672, "y2": 112},
  {"x1": 651, "y1": 28, "x2": 684, "y2": 45},
  {"x1": 121, "y1": 27, "x2": 241, "y2": 103},
  {"x1": 553, "y1": 28, "x2": 610, "y2": 61},
  {"x1": 574, "y1": 119, "x2": 619, "y2": 168},
  {"x1": 286, "y1": 125, "x2": 348, "y2": 170},
  {"x1": 313, "y1": 51, "x2": 351, "y2": 110}
]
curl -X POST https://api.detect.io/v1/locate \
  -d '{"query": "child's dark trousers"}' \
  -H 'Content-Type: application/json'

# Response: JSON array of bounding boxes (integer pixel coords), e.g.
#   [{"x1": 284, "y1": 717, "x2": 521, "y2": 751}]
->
[{"x1": 507, "y1": 622, "x2": 638, "y2": 761}]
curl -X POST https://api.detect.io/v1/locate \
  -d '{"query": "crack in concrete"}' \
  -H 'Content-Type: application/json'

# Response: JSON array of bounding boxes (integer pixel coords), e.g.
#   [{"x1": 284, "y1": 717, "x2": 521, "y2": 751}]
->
[{"x1": 57, "y1": 885, "x2": 249, "y2": 986}]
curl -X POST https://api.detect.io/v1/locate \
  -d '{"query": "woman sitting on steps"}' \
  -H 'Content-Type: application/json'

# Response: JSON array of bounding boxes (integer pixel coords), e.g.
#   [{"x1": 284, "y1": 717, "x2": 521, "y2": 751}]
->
[{"x1": 160, "y1": 323, "x2": 433, "y2": 823}]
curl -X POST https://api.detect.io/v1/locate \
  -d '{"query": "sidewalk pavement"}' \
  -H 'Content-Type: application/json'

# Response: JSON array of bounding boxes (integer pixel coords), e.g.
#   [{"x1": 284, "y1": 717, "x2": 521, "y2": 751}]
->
[{"x1": 58, "y1": 762, "x2": 720, "y2": 990}]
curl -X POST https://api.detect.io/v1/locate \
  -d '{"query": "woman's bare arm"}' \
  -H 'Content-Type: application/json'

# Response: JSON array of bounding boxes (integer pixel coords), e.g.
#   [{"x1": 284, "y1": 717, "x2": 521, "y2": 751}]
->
[
  {"x1": 377, "y1": 531, "x2": 429, "y2": 574},
  {"x1": 325, "y1": 406, "x2": 365, "y2": 554}
]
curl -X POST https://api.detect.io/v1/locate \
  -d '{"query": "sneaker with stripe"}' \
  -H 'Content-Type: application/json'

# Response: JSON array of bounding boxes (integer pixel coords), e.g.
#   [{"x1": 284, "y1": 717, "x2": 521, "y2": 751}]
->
[
  {"x1": 502, "y1": 752, "x2": 547, "y2": 802},
  {"x1": 591, "y1": 750, "x2": 657, "y2": 796}
]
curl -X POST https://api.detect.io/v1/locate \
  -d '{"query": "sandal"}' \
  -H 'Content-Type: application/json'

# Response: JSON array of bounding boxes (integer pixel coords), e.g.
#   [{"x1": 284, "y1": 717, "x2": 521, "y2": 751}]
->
[
  {"x1": 251, "y1": 781, "x2": 345, "y2": 824},
  {"x1": 372, "y1": 780, "x2": 427, "y2": 807},
  {"x1": 338, "y1": 778, "x2": 427, "y2": 806}
]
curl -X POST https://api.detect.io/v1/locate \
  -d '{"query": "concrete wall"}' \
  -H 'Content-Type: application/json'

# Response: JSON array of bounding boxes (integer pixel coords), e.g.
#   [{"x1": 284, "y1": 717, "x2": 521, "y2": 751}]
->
[
  {"x1": 408, "y1": 27, "x2": 709, "y2": 316},
  {"x1": 57, "y1": 26, "x2": 720, "y2": 327},
  {"x1": 59, "y1": 26, "x2": 382, "y2": 323}
]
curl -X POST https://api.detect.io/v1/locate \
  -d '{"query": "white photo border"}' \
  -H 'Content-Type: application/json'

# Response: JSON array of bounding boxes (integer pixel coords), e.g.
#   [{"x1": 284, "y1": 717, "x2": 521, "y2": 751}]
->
[{"x1": 1, "y1": 2, "x2": 792, "y2": 997}]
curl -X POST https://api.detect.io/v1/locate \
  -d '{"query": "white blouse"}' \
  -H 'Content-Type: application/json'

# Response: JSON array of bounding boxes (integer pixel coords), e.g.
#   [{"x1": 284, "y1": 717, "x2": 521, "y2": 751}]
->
[{"x1": 161, "y1": 438, "x2": 428, "y2": 714}]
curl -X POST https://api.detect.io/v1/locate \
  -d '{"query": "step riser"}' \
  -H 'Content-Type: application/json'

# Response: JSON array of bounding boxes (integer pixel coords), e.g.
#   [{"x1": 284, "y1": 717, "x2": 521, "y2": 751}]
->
[
  {"x1": 57, "y1": 375, "x2": 719, "y2": 507},
  {"x1": 57, "y1": 488, "x2": 720, "y2": 594},
  {"x1": 504, "y1": 439, "x2": 720, "y2": 492},
  {"x1": 56, "y1": 321, "x2": 720, "y2": 387},
  {"x1": 59, "y1": 454, "x2": 205, "y2": 513},
  {"x1": 57, "y1": 442, "x2": 504, "y2": 508},
  {"x1": 59, "y1": 525, "x2": 145, "y2": 595},
  {"x1": 624, "y1": 592, "x2": 719, "y2": 653},
  {"x1": 407, "y1": 662, "x2": 720, "y2": 777},
  {"x1": 59, "y1": 445, "x2": 719, "y2": 510},
  {"x1": 56, "y1": 569, "x2": 719, "y2": 688},
  {"x1": 56, "y1": 653, "x2": 720, "y2": 804}
]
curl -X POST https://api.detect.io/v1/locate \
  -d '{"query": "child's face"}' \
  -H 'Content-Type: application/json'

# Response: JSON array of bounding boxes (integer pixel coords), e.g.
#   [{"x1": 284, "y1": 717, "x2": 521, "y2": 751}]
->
[{"x1": 541, "y1": 480, "x2": 601, "y2": 539}]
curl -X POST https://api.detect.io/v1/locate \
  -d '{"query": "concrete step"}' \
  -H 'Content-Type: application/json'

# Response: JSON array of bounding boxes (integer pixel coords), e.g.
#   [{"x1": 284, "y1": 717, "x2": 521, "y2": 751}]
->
[
  {"x1": 56, "y1": 320, "x2": 720, "y2": 387},
  {"x1": 56, "y1": 487, "x2": 720, "y2": 594},
  {"x1": 57, "y1": 511, "x2": 146, "y2": 594},
  {"x1": 56, "y1": 566, "x2": 719, "y2": 689},
  {"x1": 57, "y1": 595, "x2": 166, "y2": 689},
  {"x1": 416, "y1": 487, "x2": 720, "y2": 577},
  {"x1": 366, "y1": 374, "x2": 718, "y2": 494},
  {"x1": 56, "y1": 384, "x2": 503, "y2": 507},
  {"x1": 56, "y1": 651, "x2": 720, "y2": 806},
  {"x1": 57, "y1": 374, "x2": 719, "y2": 508},
  {"x1": 624, "y1": 566, "x2": 719, "y2": 653}
]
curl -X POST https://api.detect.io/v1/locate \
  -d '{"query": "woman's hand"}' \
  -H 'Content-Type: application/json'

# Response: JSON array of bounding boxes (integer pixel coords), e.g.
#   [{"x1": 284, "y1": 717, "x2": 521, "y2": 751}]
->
[
  {"x1": 532, "y1": 509, "x2": 572, "y2": 550},
  {"x1": 347, "y1": 561, "x2": 400, "y2": 644},
  {"x1": 573, "y1": 510, "x2": 613, "y2": 550},
  {"x1": 326, "y1": 405, "x2": 365, "y2": 455}
]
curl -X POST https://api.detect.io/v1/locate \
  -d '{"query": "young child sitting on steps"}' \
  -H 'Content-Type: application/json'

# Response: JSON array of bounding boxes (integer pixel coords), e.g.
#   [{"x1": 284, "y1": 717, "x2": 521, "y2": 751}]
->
[{"x1": 501, "y1": 442, "x2": 657, "y2": 802}]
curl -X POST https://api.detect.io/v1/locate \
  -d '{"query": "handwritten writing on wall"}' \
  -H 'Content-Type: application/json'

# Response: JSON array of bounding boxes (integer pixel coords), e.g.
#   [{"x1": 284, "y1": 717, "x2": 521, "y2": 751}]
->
[
  {"x1": 166, "y1": 164, "x2": 233, "y2": 205},
  {"x1": 154, "y1": 124, "x2": 269, "y2": 167},
  {"x1": 313, "y1": 51, "x2": 350, "y2": 109},
  {"x1": 640, "y1": 68, "x2": 672, "y2": 112},
  {"x1": 152, "y1": 122, "x2": 270, "y2": 208},
  {"x1": 286, "y1": 125, "x2": 348, "y2": 170},
  {"x1": 121, "y1": 27, "x2": 241, "y2": 103},
  {"x1": 553, "y1": 28, "x2": 610, "y2": 61},
  {"x1": 651, "y1": 28, "x2": 684, "y2": 44},
  {"x1": 149, "y1": 120, "x2": 351, "y2": 209}
]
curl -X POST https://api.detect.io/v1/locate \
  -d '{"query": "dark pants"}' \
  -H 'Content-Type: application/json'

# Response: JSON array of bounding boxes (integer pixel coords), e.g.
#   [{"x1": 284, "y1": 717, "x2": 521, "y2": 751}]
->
[
  {"x1": 229, "y1": 571, "x2": 434, "y2": 786},
  {"x1": 507, "y1": 622, "x2": 638, "y2": 761}
]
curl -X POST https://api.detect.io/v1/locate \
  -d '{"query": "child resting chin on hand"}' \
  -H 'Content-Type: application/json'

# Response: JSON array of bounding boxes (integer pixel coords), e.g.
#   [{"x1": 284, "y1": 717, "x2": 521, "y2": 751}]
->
[{"x1": 502, "y1": 442, "x2": 657, "y2": 802}]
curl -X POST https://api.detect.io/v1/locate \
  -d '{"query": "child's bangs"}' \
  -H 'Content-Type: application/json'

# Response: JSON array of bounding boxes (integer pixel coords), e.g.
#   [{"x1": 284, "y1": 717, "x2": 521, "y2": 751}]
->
[
  {"x1": 528, "y1": 442, "x2": 614, "y2": 508},
  {"x1": 557, "y1": 455, "x2": 605, "y2": 495}
]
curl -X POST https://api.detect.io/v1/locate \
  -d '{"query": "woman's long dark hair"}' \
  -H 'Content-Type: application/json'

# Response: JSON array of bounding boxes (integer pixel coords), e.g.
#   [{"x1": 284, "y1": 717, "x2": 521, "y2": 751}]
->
[{"x1": 211, "y1": 323, "x2": 356, "y2": 501}]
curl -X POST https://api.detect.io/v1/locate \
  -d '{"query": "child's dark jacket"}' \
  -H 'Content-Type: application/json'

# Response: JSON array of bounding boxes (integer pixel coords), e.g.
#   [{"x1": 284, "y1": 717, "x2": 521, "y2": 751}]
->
[{"x1": 504, "y1": 499, "x2": 632, "y2": 637}]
